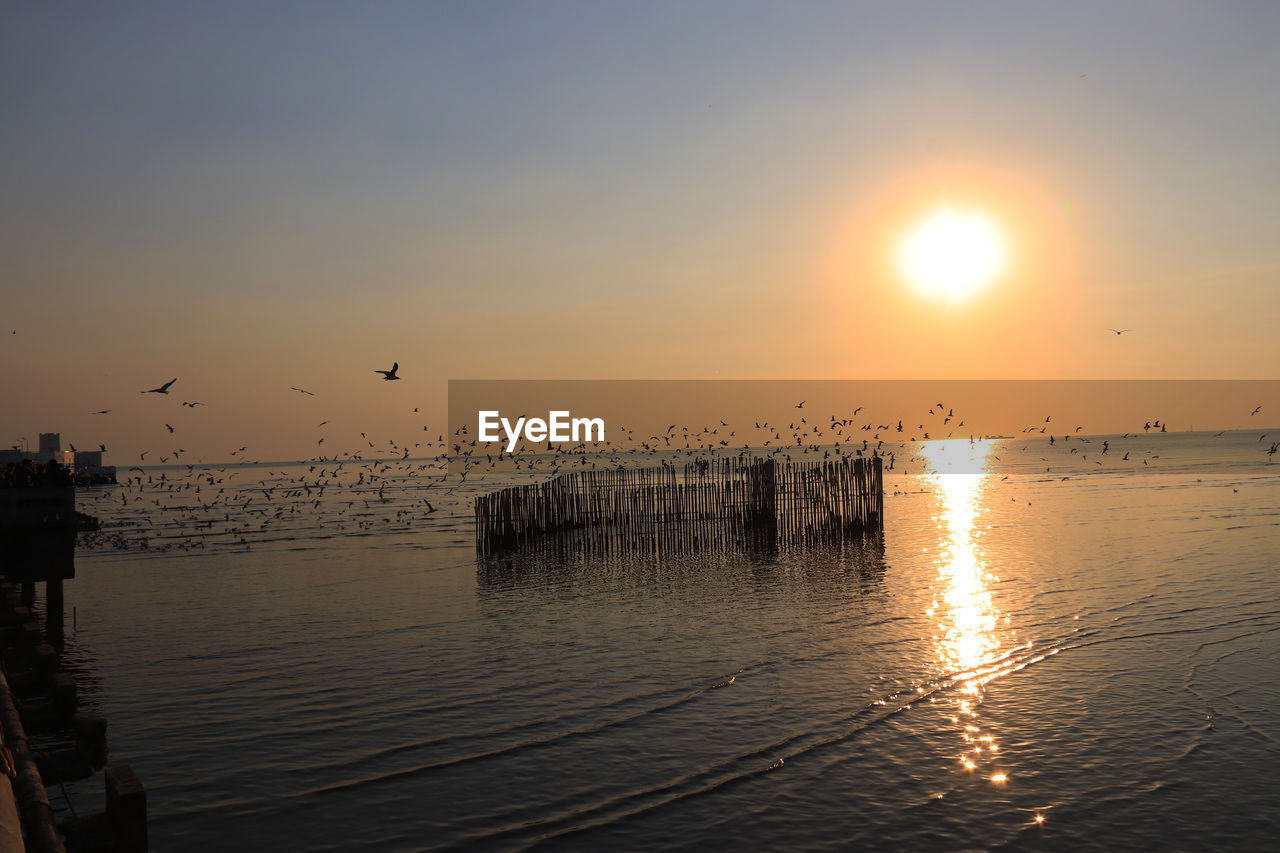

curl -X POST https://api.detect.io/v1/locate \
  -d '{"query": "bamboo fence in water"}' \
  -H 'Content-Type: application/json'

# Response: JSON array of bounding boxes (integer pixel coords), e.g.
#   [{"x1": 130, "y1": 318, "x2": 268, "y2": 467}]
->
[{"x1": 475, "y1": 455, "x2": 883, "y2": 557}]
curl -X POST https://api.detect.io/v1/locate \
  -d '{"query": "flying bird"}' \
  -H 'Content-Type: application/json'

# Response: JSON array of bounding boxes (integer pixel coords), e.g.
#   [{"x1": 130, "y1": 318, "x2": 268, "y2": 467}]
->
[
  {"x1": 375, "y1": 362, "x2": 400, "y2": 381},
  {"x1": 795, "y1": 401, "x2": 805, "y2": 409},
  {"x1": 142, "y1": 378, "x2": 177, "y2": 394},
  {"x1": 1251, "y1": 406, "x2": 1262, "y2": 416},
  {"x1": 291, "y1": 387, "x2": 316, "y2": 396},
  {"x1": 1107, "y1": 329, "x2": 1133, "y2": 335},
  {"x1": 91, "y1": 409, "x2": 111, "y2": 415}
]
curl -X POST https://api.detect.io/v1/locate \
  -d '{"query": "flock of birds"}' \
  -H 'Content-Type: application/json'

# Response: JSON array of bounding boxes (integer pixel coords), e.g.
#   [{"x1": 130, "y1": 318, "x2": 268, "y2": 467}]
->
[
  {"x1": 74, "y1": 363, "x2": 446, "y2": 552},
  {"x1": 64, "y1": 359, "x2": 1278, "y2": 555}
]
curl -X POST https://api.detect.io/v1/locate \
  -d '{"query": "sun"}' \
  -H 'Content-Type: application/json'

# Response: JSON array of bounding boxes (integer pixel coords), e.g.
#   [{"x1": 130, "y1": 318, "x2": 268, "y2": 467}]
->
[{"x1": 897, "y1": 207, "x2": 1009, "y2": 302}]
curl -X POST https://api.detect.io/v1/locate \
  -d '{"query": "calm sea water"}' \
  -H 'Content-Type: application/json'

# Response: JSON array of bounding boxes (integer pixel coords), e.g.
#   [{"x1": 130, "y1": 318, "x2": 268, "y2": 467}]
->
[{"x1": 45, "y1": 432, "x2": 1280, "y2": 850}]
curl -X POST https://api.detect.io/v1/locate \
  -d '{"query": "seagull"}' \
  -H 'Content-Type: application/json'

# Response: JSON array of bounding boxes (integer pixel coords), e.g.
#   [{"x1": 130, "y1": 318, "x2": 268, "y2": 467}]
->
[
  {"x1": 1107, "y1": 329, "x2": 1133, "y2": 335},
  {"x1": 795, "y1": 401, "x2": 805, "y2": 409},
  {"x1": 165, "y1": 424, "x2": 175, "y2": 433},
  {"x1": 91, "y1": 409, "x2": 111, "y2": 415},
  {"x1": 142, "y1": 378, "x2": 177, "y2": 394},
  {"x1": 290, "y1": 387, "x2": 316, "y2": 396},
  {"x1": 1252, "y1": 406, "x2": 1262, "y2": 416},
  {"x1": 375, "y1": 362, "x2": 400, "y2": 381},
  {"x1": 182, "y1": 401, "x2": 205, "y2": 407}
]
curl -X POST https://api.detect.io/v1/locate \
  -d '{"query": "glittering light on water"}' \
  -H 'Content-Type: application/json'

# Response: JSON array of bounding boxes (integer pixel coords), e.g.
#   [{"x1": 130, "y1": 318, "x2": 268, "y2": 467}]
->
[{"x1": 919, "y1": 439, "x2": 1016, "y2": 781}]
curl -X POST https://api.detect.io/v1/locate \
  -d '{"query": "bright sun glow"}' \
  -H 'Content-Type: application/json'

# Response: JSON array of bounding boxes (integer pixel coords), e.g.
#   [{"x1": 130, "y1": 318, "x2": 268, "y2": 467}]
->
[{"x1": 897, "y1": 207, "x2": 1008, "y2": 302}]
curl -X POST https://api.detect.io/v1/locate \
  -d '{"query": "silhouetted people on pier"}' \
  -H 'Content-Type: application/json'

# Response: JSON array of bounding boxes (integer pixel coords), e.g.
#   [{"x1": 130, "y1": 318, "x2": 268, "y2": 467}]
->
[{"x1": 0, "y1": 460, "x2": 74, "y2": 488}]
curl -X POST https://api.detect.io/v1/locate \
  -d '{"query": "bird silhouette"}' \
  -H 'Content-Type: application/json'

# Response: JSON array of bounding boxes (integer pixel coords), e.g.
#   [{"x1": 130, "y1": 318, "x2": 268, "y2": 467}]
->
[
  {"x1": 291, "y1": 387, "x2": 316, "y2": 396},
  {"x1": 142, "y1": 378, "x2": 177, "y2": 394},
  {"x1": 1107, "y1": 329, "x2": 1133, "y2": 335},
  {"x1": 1252, "y1": 406, "x2": 1262, "y2": 416},
  {"x1": 375, "y1": 363, "x2": 400, "y2": 381}
]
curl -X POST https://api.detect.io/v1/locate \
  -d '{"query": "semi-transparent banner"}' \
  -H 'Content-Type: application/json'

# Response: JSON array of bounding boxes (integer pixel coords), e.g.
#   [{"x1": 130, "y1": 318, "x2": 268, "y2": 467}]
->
[{"x1": 447, "y1": 380, "x2": 1280, "y2": 477}]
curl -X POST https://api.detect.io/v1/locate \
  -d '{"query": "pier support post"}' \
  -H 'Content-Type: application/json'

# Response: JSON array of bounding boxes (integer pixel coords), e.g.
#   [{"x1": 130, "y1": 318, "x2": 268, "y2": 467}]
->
[
  {"x1": 106, "y1": 766, "x2": 147, "y2": 853},
  {"x1": 45, "y1": 579, "x2": 64, "y2": 648}
]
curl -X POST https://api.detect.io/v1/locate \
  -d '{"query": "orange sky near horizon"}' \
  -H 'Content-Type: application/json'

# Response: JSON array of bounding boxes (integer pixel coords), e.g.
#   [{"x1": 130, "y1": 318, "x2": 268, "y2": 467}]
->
[{"x1": 3, "y1": 4, "x2": 1279, "y2": 462}]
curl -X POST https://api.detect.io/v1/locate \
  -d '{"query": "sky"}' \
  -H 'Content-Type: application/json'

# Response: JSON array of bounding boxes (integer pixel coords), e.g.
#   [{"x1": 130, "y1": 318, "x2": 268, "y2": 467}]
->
[{"x1": 3, "y1": 1, "x2": 1279, "y2": 462}]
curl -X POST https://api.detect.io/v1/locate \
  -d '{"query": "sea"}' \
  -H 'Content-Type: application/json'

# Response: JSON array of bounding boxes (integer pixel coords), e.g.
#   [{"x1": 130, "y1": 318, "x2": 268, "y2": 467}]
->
[{"x1": 41, "y1": 430, "x2": 1280, "y2": 851}]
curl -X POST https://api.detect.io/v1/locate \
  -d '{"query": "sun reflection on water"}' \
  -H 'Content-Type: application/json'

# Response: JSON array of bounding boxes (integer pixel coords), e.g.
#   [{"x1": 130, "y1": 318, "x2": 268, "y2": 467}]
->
[{"x1": 919, "y1": 439, "x2": 1011, "y2": 782}]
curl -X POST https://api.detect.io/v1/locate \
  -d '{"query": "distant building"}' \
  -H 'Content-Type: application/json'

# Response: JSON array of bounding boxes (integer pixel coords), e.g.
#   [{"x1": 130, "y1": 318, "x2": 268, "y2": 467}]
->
[
  {"x1": 5, "y1": 433, "x2": 68, "y2": 465},
  {"x1": 2, "y1": 431, "x2": 116, "y2": 484},
  {"x1": 72, "y1": 449, "x2": 115, "y2": 483},
  {"x1": 73, "y1": 450, "x2": 102, "y2": 468}
]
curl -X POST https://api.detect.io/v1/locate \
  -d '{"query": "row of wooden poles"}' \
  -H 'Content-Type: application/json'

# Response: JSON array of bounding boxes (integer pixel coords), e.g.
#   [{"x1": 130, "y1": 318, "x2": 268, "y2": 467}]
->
[{"x1": 475, "y1": 455, "x2": 883, "y2": 558}]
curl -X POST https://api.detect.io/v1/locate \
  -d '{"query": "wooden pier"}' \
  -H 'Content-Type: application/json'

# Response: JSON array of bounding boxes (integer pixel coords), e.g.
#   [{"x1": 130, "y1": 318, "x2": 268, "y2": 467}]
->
[
  {"x1": 475, "y1": 455, "x2": 883, "y2": 558},
  {"x1": 0, "y1": 477, "x2": 145, "y2": 852}
]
